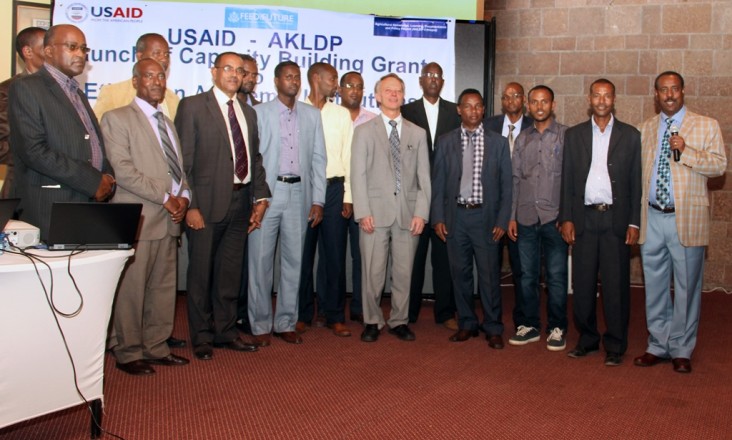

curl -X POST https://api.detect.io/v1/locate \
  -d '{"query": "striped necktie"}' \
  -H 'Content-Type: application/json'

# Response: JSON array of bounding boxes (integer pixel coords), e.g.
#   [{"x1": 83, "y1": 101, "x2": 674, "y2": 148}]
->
[
  {"x1": 389, "y1": 120, "x2": 401, "y2": 194},
  {"x1": 155, "y1": 112, "x2": 182, "y2": 184}
]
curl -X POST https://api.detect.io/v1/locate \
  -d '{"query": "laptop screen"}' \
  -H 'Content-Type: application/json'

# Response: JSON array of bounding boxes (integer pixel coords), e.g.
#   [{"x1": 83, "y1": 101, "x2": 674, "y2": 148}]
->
[{"x1": 46, "y1": 202, "x2": 142, "y2": 250}]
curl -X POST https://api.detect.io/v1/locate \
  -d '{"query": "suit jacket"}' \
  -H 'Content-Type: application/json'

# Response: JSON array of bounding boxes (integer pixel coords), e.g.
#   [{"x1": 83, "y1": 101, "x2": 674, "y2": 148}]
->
[
  {"x1": 101, "y1": 100, "x2": 189, "y2": 240},
  {"x1": 431, "y1": 126, "x2": 512, "y2": 233},
  {"x1": 351, "y1": 115, "x2": 431, "y2": 228},
  {"x1": 175, "y1": 88, "x2": 270, "y2": 223},
  {"x1": 94, "y1": 78, "x2": 180, "y2": 121},
  {"x1": 0, "y1": 73, "x2": 25, "y2": 198},
  {"x1": 559, "y1": 118, "x2": 642, "y2": 238},
  {"x1": 254, "y1": 99, "x2": 327, "y2": 220},
  {"x1": 400, "y1": 97, "x2": 460, "y2": 163},
  {"x1": 638, "y1": 110, "x2": 726, "y2": 246},
  {"x1": 8, "y1": 67, "x2": 113, "y2": 239},
  {"x1": 237, "y1": 91, "x2": 260, "y2": 107},
  {"x1": 483, "y1": 114, "x2": 535, "y2": 136}
]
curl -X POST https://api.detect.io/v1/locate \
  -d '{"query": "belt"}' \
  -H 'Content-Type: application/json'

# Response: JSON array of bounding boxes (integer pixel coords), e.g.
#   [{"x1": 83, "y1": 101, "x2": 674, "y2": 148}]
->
[
  {"x1": 232, "y1": 182, "x2": 250, "y2": 191},
  {"x1": 457, "y1": 202, "x2": 482, "y2": 209},
  {"x1": 277, "y1": 175, "x2": 301, "y2": 184},
  {"x1": 327, "y1": 176, "x2": 345, "y2": 185},
  {"x1": 649, "y1": 202, "x2": 675, "y2": 213},
  {"x1": 585, "y1": 203, "x2": 611, "y2": 212}
]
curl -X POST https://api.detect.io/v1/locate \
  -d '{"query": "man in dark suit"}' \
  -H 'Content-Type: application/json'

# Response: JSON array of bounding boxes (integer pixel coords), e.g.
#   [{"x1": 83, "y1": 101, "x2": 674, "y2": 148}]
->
[
  {"x1": 1, "y1": 27, "x2": 45, "y2": 199},
  {"x1": 400, "y1": 62, "x2": 460, "y2": 330},
  {"x1": 175, "y1": 52, "x2": 271, "y2": 361},
  {"x1": 483, "y1": 82, "x2": 534, "y2": 332},
  {"x1": 431, "y1": 88, "x2": 512, "y2": 349},
  {"x1": 559, "y1": 78, "x2": 641, "y2": 367},
  {"x1": 8, "y1": 24, "x2": 115, "y2": 239}
]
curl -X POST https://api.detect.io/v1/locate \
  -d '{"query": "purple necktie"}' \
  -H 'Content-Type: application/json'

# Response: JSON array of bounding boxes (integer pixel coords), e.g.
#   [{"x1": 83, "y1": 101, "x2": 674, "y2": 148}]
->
[{"x1": 227, "y1": 100, "x2": 248, "y2": 181}]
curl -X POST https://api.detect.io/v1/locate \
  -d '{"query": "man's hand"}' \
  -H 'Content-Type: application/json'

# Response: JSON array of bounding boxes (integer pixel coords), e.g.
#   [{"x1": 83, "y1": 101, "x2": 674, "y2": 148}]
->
[
  {"x1": 248, "y1": 200, "x2": 269, "y2": 233},
  {"x1": 309, "y1": 204, "x2": 324, "y2": 228},
  {"x1": 507, "y1": 220, "x2": 518, "y2": 242},
  {"x1": 185, "y1": 208, "x2": 205, "y2": 230},
  {"x1": 409, "y1": 216, "x2": 425, "y2": 236},
  {"x1": 360, "y1": 215, "x2": 375, "y2": 234},
  {"x1": 434, "y1": 222, "x2": 448, "y2": 242},
  {"x1": 560, "y1": 221, "x2": 575, "y2": 245},
  {"x1": 492, "y1": 226, "x2": 505, "y2": 242},
  {"x1": 94, "y1": 174, "x2": 116, "y2": 201},
  {"x1": 342, "y1": 202, "x2": 353, "y2": 219},
  {"x1": 670, "y1": 133, "x2": 686, "y2": 156},
  {"x1": 625, "y1": 226, "x2": 639, "y2": 245},
  {"x1": 164, "y1": 195, "x2": 188, "y2": 224}
]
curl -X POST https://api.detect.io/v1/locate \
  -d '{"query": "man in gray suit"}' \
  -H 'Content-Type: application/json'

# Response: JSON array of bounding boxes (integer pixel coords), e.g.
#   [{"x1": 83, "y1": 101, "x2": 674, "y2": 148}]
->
[
  {"x1": 248, "y1": 61, "x2": 327, "y2": 346},
  {"x1": 351, "y1": 73, "x2": 431, "y2": 343},
  {"x1": 9, "y1": 24, "x2": 115, "y2": 239},
  {"x1": 102, "y1": 59, "x2": 190, "y2": 375}
]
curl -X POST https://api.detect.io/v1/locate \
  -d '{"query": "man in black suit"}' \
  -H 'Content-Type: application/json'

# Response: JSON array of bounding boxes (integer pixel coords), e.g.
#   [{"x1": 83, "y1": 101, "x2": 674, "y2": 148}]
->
[
  {"x1": 559, "y1": 78, "x2": 641, "y2": 367},
  {"x1": 175, "y1": 52, "x2": 271, "y2": 361},
  {"x1": 483, "y1": 82, "x2": 534, "y2": 332},
  {"x1": 431, "y1": 89, "x2": 512, "y2": 349},
  {"x1": 400, "y1": 62, "x2": 461, "y2": 329},
  {"x1": 8, "y1": 24, "x2": 115, "y2": 239}
]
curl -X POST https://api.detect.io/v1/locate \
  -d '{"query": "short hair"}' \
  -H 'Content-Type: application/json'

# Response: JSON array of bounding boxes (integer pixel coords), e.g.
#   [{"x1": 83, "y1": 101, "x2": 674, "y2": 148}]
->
[
  {"x1": 274, "y1": 61, "x2": 300, "y2": 78},
  {"x1": 527, "y1": 85, "x2": 555, "y2": 102},
  {"x1": 654, "y1": 71, "x2": 685, "y2": 90},
  {"x1": 132, "y1": 58, "x2": 163, "y2": 77},
  {"x1": 15, "y1": 27, "x2": 45, "y2": 59},
  {"x1": 135, "y1": 33, "x2": 166, "y2": 53},
  {"x1": 457, "y1": 88, "x2": 483, "y2": 106},
  {"x1": 239, "y1": 54, "x2": 256, "y2": 63},
  {"x1": 589, "y1": 78, "x2": 615, "y2": 95},
  {"x1": 43, "y1": 25, "x2": 63, "y2": 47},
  {"x1": 505, "y1": 82, "x2": 525, "y2": 95},
  {"x1": 307, "y1": 62, "x2": 331, "y2": 83},
  {"x1": 213, "y1": 51, "x2": 241, "y2": 67},
  {"x1": 421, "y1": 62, "x2": 443, "y2": 76},
  {"x1": 374, "y1": 73, "x2": 405, "y2": 95},
  {"x1": 340, "y1": 71, "x2": 362, "y2": 87}
]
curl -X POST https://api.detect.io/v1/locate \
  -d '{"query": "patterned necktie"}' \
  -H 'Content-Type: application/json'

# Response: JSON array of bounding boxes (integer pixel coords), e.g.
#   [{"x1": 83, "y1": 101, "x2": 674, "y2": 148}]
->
[
  {"x1": 508, "y1": 124, "x2": 515, "y2": 157},
  {"x1": 154, "y1": 112, "x2": 182, "y2": 184},
  {"x1": 67, "y1": 81, "x2": 103, "y2": 170},
  {"x1": 227, "y1": 100, "x2": 248, "y2": 181},
  {"x1": 655, "y1": 117, "x2": 674, "y2": 208},
  {"x1": 389, "y1": 120, "x2": 401, "y2": 194},
  {"x1": 460, "y1": 130, "x2": 475, "y2": 201}
]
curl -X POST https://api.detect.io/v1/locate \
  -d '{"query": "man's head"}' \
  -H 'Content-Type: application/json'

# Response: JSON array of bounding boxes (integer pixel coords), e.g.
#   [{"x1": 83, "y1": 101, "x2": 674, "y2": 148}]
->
[
  {"x1": 307, "y1": 62, "x2": 338, "y2": 99},
  {"x1": 588, "y1": 78, "x2": 616, "y2": 120},
  {"x1": 457, "y1": 89, "x2": 485, "y2": 130},
  {"x1": 339, "y1": 71, "x2": 365, "y2": 110},
  {"x1": 211, "y1": 52, "x2": 245, "y2": 97},
  {"x1": 43, "y1": 24, "x2": 89, "y2": 78},
  {"x1": 15, "y1": 27, "x2": 46, "y2": 73},
  {"x1": 274, "y1": 61, "x2": 301, "y2": 99},
  {"x1": 500, "y1": 82, "x2": 526, "y2": 117},
  {"x1": 419, "y1": 62, "x2": 444, "y2": 101},
  {"x1": 374, "y1": 73, "x2": 405, "y2": 113},
  {"x1": 526, "y1": 85, "x2": 556, "y2": 124},
  {"x1": 132, "y1": 59, "x2": 166, "y2": 107},
  {"x1": 654, "y1": 71, "x2": 685, "y2": 117},
  {"x1": 135, "y1": 33, "x2": 171, "y2": 71},
  {"x1": 238, "y1": 54, "x2": 259, "y2": 95}
]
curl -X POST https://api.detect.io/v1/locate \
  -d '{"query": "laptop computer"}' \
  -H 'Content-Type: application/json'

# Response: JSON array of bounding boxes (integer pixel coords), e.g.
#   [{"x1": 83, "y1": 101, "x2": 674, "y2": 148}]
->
[
  {"x1": 0, "y1": 198, "x2": 20, "y2": 230},
  {"x1": 46, "y1": 202, "x2": 142, "y2": 250}
]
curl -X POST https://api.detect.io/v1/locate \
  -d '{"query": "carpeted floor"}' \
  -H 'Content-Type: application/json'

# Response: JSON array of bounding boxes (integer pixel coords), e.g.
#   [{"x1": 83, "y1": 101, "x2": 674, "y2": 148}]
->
[{"x1": 2, "y1": 286, "x2": 731, "y2": 439}]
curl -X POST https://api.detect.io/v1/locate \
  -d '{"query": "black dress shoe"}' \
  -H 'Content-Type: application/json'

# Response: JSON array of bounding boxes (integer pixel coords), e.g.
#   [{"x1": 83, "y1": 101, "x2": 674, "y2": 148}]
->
[
  {"x1": 449, "y1": 329, "x2": 479, "y2": 342},
  {"x1": 672, "y1": 358, "x2": 692, "y2": 373},
  {"x1": 166, "y1": 337, "x2": 186, "y2": 348},
  {"x1": 361, "y1": 324, "x2": 380, "y2": 342},
  {"x1": 213, "y1": 337, "x2": 258, "y2": 352},
  {"x1": 388, "y1": 324, "x2": 416, "y2": 341},
  {"x1": 116, "y1": 359, "x2": 155, "y2": 375},
  {"x1": 487, "y1": 335, "x2": 504, "y2": 349},
  {"x1": 604, "y1": 352, "x2": 623, "y2": 366},
  {"x1": 194, "y1": 343, "x2": 213, "y2": 360},
  {"x1": 146, "y1": 354, "x2": 190, "y2": 366},
  {"x1": 567, "y1": 345, "x2": 600, "y2": 358}
]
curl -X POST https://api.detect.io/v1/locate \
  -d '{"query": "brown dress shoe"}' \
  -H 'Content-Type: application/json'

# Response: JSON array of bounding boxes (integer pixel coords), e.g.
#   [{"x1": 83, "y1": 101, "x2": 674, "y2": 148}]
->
[
  {"x1": 146, "y1": 354, "x2": 190, "y2": 366},
  {"x1": 634, "y1": 352, "x2": 669, "y2": 367},
  {"x1": 274, "y1": 331, "x2": 303, "y2": 344},
  {"x1": 116, "y1": 359, "x2": 155, "y2": 375},
  {"x1": 487, "y1": 335, "x2": 504, "y2": 349},
  {"x1": 295, "y1": 321, "x2": 310, "y2": 334},
  {"x1": 327, "y1": 322, "x2": 352, "y2": 337},
  {"x1": 252, "y1": 334, "x2": 272, "y2": 347},
  {"x1": 672, "y1": 358, "x2": 692, "y2": 373},
  {"x1": 442, "y1": 318, "x2": 459, "y2": 331},
  {"x1": 449, "y1": 329, "x2": 479, "y2": 342}
]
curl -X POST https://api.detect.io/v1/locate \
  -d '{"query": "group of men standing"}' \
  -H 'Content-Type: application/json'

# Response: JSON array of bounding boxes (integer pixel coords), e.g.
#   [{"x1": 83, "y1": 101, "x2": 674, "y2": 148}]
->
[{"x1": 1, "y1": 24, "x2": 725, "y2": 377}]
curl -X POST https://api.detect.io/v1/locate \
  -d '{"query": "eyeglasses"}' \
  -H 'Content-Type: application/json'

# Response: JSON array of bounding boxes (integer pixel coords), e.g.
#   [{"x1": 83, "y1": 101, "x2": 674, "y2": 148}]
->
[
  {"x1": 501, "y1": 93, "x2": 523, "y2": 101},
  {"x1": 343, "y1": 83, "x2": 364, "y2": 90},
  {"x1": 55, "y1": 42, "x2": 91, "y2": 54},
  {"x1": 141, "y1": 72, "x2": 166, "y2": 81},
  {"x1": 421, "y1": 72, "x2": 443, "y2": 80},
  {"x1": 215, "y1": 65, "x2": 246, "y2": 76}
]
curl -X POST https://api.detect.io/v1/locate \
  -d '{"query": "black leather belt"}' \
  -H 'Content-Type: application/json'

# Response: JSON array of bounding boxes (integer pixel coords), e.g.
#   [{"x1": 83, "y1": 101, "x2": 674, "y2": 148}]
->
[
  {"x1": 233, "y1": 182, "x2": 250, "y2": 191},
  {"x1": 649, "y1": 202, "x2": 675, "y2": 213},
  {"x1": 277, "y1": 175, "x2": 301, "y2": 184},
  {"x1": 327, "y1": 176, "x2": 345, "y2": 185},
  {"x1": 585, "y1": 203, "x2": 611, "y2": 212},
  {"x1": 457, "y1": 202, "x2": 482, "y2": 209}
]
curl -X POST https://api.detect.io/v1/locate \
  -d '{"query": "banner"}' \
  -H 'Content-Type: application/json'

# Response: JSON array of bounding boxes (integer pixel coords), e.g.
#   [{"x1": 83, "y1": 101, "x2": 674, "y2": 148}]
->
[{"x1": 52, "y1": 1, "x2": 456, "y2": 108}]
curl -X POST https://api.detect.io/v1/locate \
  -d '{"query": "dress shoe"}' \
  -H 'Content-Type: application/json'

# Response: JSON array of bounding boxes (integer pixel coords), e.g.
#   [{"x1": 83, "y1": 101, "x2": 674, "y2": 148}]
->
[
  {"x1": 672, "y1": 358, "x2": 692, "y2": 374},
  {"x1": 634, "y1": 352, "x2": 669, "y2": 367},
  {"x1": 567, "y1": 345, "x2": 600, "y2": 358},
  {"x1": 604, "y1": 352, "x2": 623, "y2": 366},
  {"x1": 166, "y1": 337, "x2": 186, "y2": 348},
  {"x1": 213, "y1": 337, "x2": 258, "y2": 352},
  {"x1": 146, "y1": 354, "x2": 190, "y2": 366},
  {"x1": 388, "y1": 324, "x2": 416, "y2": 341},
  {"x1": 487, "y1": 335, "x2": 504, "y2": 349},
  {"x1": 314, "y1": 315, "x2": 327, "y2": 328},
  {"x1": 449, "y1": 329, "x2": 478, "y2": 342},
  {"x1": 116, "y1": 359, "x2": 155, "y2": 375},
  {"x1": 274, "y1": 331, "x2": 303, "y2": 344},
  {"x1": 252, "y1": 334, "x2": 271, "y2": 347},
  {"x1": 350, "y1": 312, "x2": 364, "y2": 323},
  {"x1": 442, "y1": 318, "x2": 459, "y2": 331},
  {"x1": 295, "y1": 321, "x2": 310, "y2": 334},
  {"x1": 361, "y1": 324, "x2": 380, "y2": 342},
  {"x1": 194, "y1": 343, "x2": 213, "y2": 360},
  {"x1": 328, "y1": 322, "x2": 352, "y2": 337}
]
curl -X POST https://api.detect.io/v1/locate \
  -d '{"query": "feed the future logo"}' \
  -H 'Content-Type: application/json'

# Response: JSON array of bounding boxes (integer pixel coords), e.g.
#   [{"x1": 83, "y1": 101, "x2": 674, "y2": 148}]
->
[{"x1": 224, "y1": 7, "x2": 298, "y2": 30}]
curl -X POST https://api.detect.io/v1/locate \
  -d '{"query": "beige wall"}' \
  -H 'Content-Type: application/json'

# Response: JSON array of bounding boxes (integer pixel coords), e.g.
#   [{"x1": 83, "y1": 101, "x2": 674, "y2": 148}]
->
[{"x1": 485, "y1": 0, "x2": 732, "y2": 288}]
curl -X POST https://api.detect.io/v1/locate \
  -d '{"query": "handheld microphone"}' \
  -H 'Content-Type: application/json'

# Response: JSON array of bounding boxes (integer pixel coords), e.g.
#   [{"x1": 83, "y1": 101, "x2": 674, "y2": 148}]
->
[{"x1": 671, "y1": 125, "x2": 680, "y2": 162}]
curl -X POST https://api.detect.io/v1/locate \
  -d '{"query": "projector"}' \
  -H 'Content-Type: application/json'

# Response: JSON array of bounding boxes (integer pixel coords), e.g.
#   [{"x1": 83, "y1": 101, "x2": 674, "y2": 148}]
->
[{"x1": 3, "y1": 220, "x2": 40, "y2": 248}]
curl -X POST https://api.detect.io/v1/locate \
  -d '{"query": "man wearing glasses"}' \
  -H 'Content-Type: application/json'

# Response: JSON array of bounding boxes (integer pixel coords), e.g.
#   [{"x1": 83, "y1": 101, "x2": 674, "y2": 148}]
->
[{"x1": 9, "y1": 24, "x2": 115, "y2": 239}]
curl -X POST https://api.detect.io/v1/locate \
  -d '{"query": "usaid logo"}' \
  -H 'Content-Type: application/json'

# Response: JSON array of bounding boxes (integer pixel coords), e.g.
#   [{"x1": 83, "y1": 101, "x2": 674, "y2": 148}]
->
[{"x1": 66, "y1": 3, "x2": 89, "y2": 23}]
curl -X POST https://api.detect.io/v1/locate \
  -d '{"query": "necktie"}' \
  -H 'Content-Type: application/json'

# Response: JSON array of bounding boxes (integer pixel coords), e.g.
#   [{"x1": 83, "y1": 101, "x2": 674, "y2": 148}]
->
[
  {"x1": 655, "y1": 118, "x2": 674, "y2": 208},
  {"x1": 460, "y1": 130, "x2": 475, "y2": 201},
  {"x1": 389, "y1": 120, "x2": 401, "y2": 194},
  {"x1": 508, "y1": 124, "x2": 515, "y2": 157},
  {"x1": 227, "y1": 100, "x2": 248, "y2": 181},
  {"x1": 154, "y1": 112, "x2": 182, "y2": 184},
  {"x1": 67, "y1": 81, "x2": 103, "y2": 170}
]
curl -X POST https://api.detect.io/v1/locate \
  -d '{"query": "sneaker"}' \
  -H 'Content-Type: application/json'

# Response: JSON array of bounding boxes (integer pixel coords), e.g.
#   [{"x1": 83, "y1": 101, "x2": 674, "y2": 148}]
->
[
  {"x1": 546, "y1": 327, "x2": 566, "y2": 351},
  {"x1": 508, "y1": 325, "x2": 540, "y2": 346}
]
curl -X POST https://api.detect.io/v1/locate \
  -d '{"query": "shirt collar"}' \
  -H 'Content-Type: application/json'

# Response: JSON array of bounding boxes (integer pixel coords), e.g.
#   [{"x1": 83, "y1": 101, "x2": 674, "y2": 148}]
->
[
  {"x1": 44, "y1": 62, "x2": 80, "y2": 92},
  {"x1": 591, "y1": 114, "x2": 614, "y2": 132},
  {"x1": 134, "y1": 96, "x2": 159, "y2": 117},
  {"x1": 461, "y1": 122, "x2": 484, "y2": 136},
  {"x1": 212, "y1": 86, "x2": 236, "y2": 106},
  {"x1": 662, "y1": 106, "x2": 686, "y2": 124}
]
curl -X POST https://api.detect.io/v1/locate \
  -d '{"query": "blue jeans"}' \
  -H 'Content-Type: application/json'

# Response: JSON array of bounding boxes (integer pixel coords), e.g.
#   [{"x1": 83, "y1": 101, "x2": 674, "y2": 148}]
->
[{"x1": 517, "y1": 221, "x2": 568, "y2": 332}]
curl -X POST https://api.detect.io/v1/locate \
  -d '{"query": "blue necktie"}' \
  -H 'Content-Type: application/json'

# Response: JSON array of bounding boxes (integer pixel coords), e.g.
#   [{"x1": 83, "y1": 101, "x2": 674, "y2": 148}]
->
[{"x1": 655, "y1": 118, "x2": 674, "y2": 209}]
